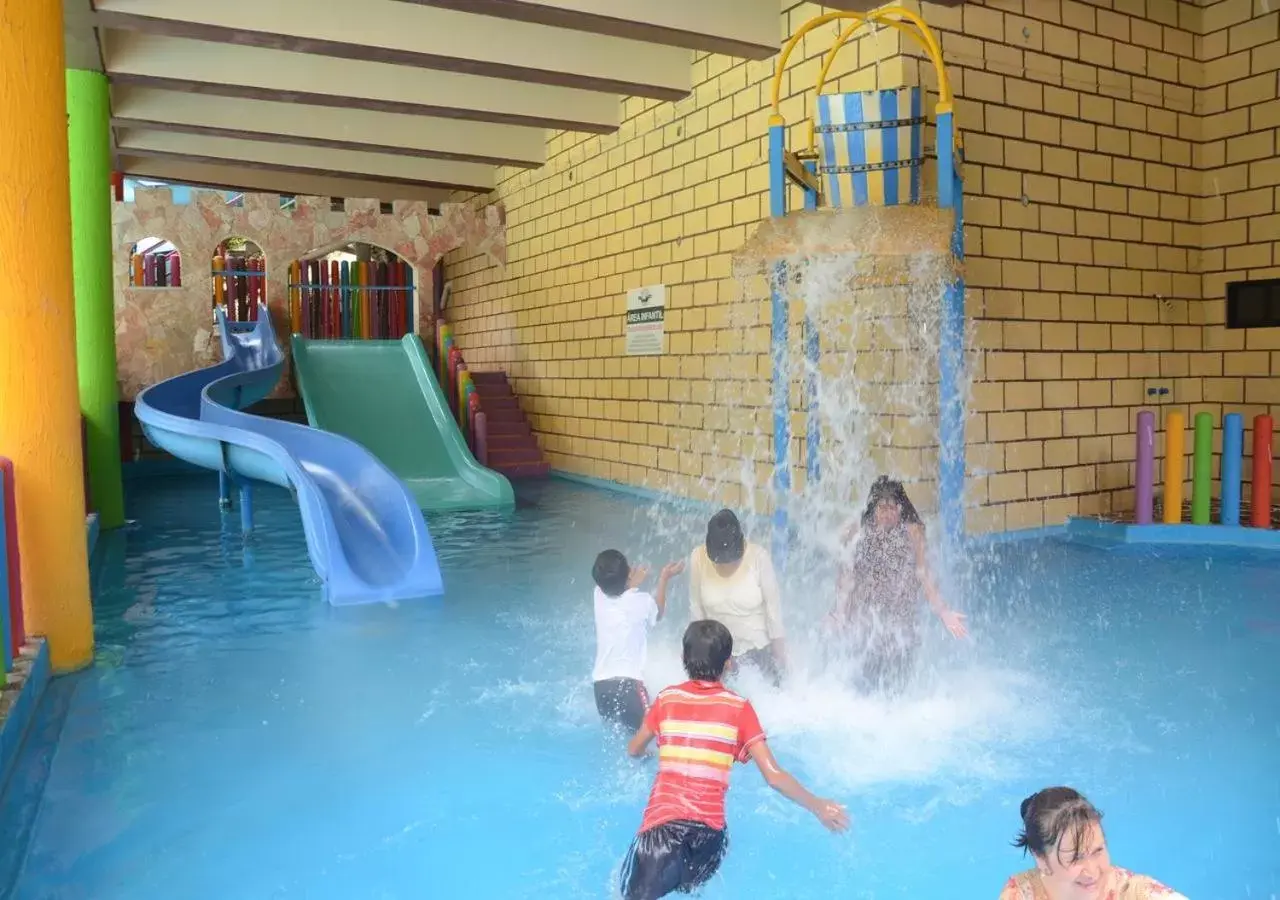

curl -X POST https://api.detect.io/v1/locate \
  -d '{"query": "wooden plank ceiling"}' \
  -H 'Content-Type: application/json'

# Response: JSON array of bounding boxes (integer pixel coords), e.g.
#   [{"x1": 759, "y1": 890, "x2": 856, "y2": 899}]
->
[{"x1": 66, "y1": 0, "x2": 785, "y2": 204}]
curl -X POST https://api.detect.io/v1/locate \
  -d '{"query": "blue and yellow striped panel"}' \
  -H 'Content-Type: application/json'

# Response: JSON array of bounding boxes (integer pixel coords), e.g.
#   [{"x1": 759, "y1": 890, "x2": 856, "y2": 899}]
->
[{"x1": 816, "y1": 87, "x2": 923, "y2": 209}]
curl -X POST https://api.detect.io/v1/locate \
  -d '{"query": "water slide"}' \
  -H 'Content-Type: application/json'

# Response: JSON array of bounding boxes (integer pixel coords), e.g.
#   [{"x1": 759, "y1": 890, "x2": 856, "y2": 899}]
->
[
  {"x1": 290, "y1": 336, "x2": 514, "y2": 512},
  {"x1": 133, "y1": 305, "x2": 443, "y2": 605}
]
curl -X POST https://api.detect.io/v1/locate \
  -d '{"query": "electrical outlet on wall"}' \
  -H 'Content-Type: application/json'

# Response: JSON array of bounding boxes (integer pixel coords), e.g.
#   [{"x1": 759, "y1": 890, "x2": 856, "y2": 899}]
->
[{"x1": 1143, "y1": 380, "x2": 1173, "y2": 404}]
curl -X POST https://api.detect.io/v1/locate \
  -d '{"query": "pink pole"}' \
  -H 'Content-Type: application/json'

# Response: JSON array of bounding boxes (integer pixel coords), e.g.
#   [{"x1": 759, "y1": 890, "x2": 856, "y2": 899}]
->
[
  {"x1": 474, "y1": 410, "x2": 489, "y2": 467},
  {"x1": 1135, "y1": 410, "x2": 1155, "y2": 524}
]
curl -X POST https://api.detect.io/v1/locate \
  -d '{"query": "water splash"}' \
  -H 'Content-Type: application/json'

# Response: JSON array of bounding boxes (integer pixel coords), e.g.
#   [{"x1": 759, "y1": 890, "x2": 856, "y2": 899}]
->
[{"x1": 626, "y1": 205, "x2": 1076, "y2": 801}]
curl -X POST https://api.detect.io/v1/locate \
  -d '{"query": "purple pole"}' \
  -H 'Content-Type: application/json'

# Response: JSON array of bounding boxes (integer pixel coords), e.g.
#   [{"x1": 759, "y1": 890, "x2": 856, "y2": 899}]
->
[
  {"x1": 1135, "y1": 410, "x2": 1155, "y2": 524},
  {"x1": 474, "y1": 411, "x2": 489, "y2": 467}
]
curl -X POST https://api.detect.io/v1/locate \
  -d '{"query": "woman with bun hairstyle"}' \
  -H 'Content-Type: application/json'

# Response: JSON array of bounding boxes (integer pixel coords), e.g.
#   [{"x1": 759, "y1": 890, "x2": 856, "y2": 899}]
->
[{"x1": 1000, "y1": 787, "x2": 1186, "y2": 900}]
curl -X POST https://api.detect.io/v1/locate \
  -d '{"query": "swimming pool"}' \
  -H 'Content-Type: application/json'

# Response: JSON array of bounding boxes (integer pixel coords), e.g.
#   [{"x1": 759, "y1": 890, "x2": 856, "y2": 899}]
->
[{"x1": 2, "y1": 475, "x2": 1277, "y2": 898}]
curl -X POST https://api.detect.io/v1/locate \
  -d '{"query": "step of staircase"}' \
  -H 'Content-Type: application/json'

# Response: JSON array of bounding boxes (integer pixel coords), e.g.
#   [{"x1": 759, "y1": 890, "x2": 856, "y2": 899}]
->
[
  {"x1": 487, "y1": 445, "x2": 545, "y2": 465},
  {"x1": 487, "y1": 433, "x2": 539, "y2": 451},
  {"x1": 466, "y1": 368, "x2": 549, "y2": 479}
]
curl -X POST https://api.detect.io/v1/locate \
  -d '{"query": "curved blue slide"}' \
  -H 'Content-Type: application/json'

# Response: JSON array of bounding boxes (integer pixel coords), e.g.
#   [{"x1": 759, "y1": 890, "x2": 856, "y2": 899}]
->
[{"x1": 134, "y1": 304, "x2": 443, "y2": 605}]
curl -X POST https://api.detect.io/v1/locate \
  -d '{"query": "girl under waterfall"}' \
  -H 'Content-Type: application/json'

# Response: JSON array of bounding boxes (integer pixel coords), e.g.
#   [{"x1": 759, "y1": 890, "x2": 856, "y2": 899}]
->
[{"x1": 827, "y1": 476, "x2": 968, "y2": 693}]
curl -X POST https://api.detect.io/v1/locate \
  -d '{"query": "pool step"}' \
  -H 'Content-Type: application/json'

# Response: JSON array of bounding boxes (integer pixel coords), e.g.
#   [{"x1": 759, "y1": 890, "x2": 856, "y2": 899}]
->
[{"x1": 469, "y1": 371, "x2": 549, "y2": 479}]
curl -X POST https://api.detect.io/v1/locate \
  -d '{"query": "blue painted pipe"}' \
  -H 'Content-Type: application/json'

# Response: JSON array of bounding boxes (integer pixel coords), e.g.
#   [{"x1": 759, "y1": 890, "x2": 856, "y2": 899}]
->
[
  {"x1": 768, "y1": 121, "x2": 791, "y2": 564},
  {"x1": 935, "y1": 111, "x2": 966, "y2": 550},
  {"x1": 803, "y1": 158, "x2": 820, "y2": 485},
  {"x1": 1222, "y1": 413, "x2": 1243, "y2": 526},
  {"x1": 240, "y1": 483, "x2": 254, "y2": 534},
  {"x1": 219, "y1": 471, "x2": 232, "y2": 508}
]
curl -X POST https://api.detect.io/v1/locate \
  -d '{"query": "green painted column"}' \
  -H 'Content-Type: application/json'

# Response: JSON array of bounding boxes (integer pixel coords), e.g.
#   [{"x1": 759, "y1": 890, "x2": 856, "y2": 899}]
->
[{"x1": 66, "y1": 69, "x2": 124, "y2": 528}]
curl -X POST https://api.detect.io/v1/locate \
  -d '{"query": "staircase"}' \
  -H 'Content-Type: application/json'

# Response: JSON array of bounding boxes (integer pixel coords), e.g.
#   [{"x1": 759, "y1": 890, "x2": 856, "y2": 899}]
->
[{"x1": 469, "y1": 371, "x2": 550, "y2": 478}]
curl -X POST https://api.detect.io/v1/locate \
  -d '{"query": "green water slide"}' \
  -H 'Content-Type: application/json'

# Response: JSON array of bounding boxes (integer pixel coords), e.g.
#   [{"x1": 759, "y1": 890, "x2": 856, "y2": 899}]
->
[{"x1": 290, "y1": 335, "x2": 514, "y2": 511}]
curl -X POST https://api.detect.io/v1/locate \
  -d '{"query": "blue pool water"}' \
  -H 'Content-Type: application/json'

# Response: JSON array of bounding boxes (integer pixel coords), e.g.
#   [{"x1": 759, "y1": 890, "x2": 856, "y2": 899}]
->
[{"x1": 3, "y1": 475, "x2": 1278, "y2": 899}]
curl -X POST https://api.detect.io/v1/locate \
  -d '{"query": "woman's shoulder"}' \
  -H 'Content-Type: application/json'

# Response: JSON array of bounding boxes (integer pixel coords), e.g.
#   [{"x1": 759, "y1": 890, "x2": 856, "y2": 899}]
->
[{"x1": 1113, "y1": 868, "x2": 1187, "y2": 899}]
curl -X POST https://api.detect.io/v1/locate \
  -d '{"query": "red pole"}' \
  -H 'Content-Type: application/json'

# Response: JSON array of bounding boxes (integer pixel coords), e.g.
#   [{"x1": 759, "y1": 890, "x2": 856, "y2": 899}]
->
[
  {"x1": 1, "y1": 458, "x2": 26, "y2": 655},
  {"x1": 1252, "y1": 415, "x2": 1273, "y2": 528}
]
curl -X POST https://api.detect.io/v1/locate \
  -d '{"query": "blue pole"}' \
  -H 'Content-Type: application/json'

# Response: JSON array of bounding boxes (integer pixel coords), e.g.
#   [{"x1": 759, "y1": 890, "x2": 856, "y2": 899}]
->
[
  {"x1": 218, "y1": 471, "x2": 232, "y2": 509},
  {"x1": 1222, "y1": 413, "x2": 1243, "y2": 526},
  {"x1": 935, "y1": 111, "x2": 965, "y2": 551},
  {"x1": 239, "y1": 483, "x2": 254, "y2": 534},
  {"x1": 802, "y1": 159, "x2": 820, "y2": 486},
  {"x1": 768, "y1": 119, "x2": 790, "y2": 563}
]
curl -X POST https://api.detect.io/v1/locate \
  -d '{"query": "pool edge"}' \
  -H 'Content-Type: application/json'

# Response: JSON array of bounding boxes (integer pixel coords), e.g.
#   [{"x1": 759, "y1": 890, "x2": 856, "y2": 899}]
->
[{"x1": 1064, "y1": 516, "x2": 1280, "y2": 550}]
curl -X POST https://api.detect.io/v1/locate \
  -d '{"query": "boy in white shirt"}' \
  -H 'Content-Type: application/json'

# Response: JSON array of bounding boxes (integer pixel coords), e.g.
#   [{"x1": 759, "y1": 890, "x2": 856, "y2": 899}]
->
[{"x1": 592, "y1": 549, "x2": 684, "y2": 732}]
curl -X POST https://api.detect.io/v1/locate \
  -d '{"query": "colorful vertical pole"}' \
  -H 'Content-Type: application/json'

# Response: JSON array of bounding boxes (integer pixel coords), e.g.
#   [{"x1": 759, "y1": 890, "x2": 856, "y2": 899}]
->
[
  {"x1": 1163, "y1": 411, "x2": 1185, "y2": 524},
  {"x1": 340, "y1": 260, "x2": 351, "y2": 338},
  {"x1": 0, "y1": 458, "x2": 22, "y2": 662},
  {"x1": 1221, "y1": 413, "x2": 1243, "y2": 526},
  {"x1": 0, "y1": 467, "x2": 10, "y2": 674},
  {"x1": 1252, "y1": 414, "x2": 1273, "y2": 528},
  {"x1": 936, "y1": 108, "x2": 965, "y2": 551},
  {"x1": 802, "y1": 159, "x2": 820, "y2": 486},
  {"x1": 1135, "y1": 410, "x2": 1155, "y2": 525},
  {"x1": 0, "y1": 2, "x2": 95, "y2": 671},
  {"x1": 289, "y1": 260, "x2": 300, "y2": 334},
  {"x1": 1191, "y1": 411, "x2": 1213, "y2": 525},
  {"x1": 404, "y1": 264, "x2": 416, "y2": 337},
  {"x1": 212, "y1": 253, "x2": 225, "y2": 311},
  {"x1": 359, "y1": 261, "x2": 371, "y2": 339},
  {"x1": 767, "y1": 116, "x2": 790, "y2": 566},
  {"x1": 66, "y1": 68, "x2": 125, "y2": 529}
]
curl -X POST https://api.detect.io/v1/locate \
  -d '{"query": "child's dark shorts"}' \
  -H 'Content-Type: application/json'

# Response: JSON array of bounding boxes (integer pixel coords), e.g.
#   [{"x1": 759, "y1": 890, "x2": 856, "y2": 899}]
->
[
  {"x1": 593, "y1": 677, "x2": 649, "y2": 732},
  {"x1": 620, "y1": 820, "x2": 727, "y2": 900}
]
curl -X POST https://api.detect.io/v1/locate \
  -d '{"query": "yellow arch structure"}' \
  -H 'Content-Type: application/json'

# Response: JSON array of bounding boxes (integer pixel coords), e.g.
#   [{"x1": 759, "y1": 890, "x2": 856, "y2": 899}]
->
[{"x1": 767, "y1": 7, "x2": 958, "y2": 156}]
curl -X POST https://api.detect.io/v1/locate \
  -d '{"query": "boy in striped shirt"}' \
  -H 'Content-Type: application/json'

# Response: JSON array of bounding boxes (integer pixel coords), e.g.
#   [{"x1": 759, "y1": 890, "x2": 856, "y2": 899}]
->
[{"x1": 622, "y1": 620, "x2": 849, "y2": 899}]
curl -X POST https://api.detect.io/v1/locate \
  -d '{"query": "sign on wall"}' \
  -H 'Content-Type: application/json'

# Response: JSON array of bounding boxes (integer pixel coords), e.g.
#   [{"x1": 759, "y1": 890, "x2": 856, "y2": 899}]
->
[{"x1": 625, "y1": 284, "x2": 666, "y2": 356}]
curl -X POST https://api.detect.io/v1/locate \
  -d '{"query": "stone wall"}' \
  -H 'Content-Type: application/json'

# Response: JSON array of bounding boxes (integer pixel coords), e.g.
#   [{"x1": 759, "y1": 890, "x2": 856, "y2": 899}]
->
[{"x1": 113, "y1": 189, "x2": 506, "y2": 400}]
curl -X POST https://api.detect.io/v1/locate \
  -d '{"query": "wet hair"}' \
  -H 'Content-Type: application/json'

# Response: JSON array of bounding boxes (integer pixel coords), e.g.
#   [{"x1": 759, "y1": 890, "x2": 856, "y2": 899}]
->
[
  {"x1": 1013, "y1": 787, "x2": 1104, "y2": 865},
  {"x1": 705, "y1": 509, "x2": 745, "y2": 565},
  {"x1": 592, "y1": 549, "x2": 630, "y2": 597},
  {"x1": 682, "y1": 620, "x2": 734, "y2": 681},
  {"x1": 860, "y1": 476, "x2": 922, "y2": 528}
]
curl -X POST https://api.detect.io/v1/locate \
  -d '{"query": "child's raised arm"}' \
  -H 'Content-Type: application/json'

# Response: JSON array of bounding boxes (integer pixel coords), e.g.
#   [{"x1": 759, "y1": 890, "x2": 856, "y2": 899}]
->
[
  {"x1": 747, "y1": 741, "x2": 849, "y2": 832},
  {"x1": 654, "y1": 561, "x2": 684, "y2": 622}
]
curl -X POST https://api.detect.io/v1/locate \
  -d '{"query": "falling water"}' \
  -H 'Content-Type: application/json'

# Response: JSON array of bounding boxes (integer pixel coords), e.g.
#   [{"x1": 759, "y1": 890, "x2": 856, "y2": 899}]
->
[{"x1": 638, "y1": 205, "x2": 1068, "y2": 801}]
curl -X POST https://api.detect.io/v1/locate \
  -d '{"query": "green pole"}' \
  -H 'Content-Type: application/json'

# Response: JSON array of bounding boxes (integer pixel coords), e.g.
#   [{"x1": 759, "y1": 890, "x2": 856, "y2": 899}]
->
[
  {"x1": 1191, "y1": 411, "x2": 1213, "y2": 525},
  {"x1": 66, "y1": 69, "x2": 125, "y2": 529}
]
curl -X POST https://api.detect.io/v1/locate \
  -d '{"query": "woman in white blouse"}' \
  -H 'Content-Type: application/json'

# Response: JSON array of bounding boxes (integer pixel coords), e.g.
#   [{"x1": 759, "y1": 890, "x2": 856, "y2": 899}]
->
[{"x1": 688, "y1": 509, "x2": 786, "y2": 683}]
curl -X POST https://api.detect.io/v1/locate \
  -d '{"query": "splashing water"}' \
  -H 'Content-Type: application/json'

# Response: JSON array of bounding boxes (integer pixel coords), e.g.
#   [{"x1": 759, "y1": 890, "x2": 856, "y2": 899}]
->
[{"x1": 631, "y1": 205, "x2": 1077, "y2": 804}]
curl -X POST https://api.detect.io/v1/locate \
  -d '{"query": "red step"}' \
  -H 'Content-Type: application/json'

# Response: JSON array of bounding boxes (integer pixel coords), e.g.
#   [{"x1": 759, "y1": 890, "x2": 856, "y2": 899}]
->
[
  {"x1": 488, "y1": 445, "x2": 545, "y2": 465},
  {"x1": 494, "y1": 461, "x2": 551, "y2": 478},
  {"x1": 465, "y1": 368, "x2": 549, "y2": 479}
]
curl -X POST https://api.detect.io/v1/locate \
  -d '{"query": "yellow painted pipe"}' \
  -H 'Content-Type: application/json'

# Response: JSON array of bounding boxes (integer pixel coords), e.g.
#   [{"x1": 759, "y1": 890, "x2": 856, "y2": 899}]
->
[{"x1": 1163, "y1": 411, "x2": 1185, "y2": 524}]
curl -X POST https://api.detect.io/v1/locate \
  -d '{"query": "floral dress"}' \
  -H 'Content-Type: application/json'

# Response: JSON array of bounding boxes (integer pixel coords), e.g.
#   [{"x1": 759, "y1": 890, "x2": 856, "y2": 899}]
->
[{"x1": 998, "y1": 867, "x2": 1188, "y2": 900}]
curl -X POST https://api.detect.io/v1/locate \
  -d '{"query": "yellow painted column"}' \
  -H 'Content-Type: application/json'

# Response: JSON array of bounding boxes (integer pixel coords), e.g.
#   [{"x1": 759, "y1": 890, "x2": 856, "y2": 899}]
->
[{"x1": 0, "y1": 1, "x2": 95, "y2": 671}]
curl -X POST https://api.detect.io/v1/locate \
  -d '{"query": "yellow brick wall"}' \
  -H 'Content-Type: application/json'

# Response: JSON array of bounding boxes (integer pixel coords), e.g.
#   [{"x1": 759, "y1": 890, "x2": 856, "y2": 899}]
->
[
  {"x1": 447, "y1": 0, "x2": 1280, "y2": 532},
  {"x1": 1190, "y1": 0, "x2": 1280, "y2": 517}
]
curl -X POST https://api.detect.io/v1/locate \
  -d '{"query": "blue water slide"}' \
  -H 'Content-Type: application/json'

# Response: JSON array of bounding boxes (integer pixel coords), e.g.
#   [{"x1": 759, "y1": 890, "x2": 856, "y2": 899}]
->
[{"x1": 133, "y1": 304, "x2": 443, "y2": 605}]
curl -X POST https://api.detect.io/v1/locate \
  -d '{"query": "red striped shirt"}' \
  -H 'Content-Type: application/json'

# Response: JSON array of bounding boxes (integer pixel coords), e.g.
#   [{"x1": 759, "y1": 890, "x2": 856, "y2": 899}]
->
[{"x1": 638, "y1": 680, "x2": 766, "y2": 832}]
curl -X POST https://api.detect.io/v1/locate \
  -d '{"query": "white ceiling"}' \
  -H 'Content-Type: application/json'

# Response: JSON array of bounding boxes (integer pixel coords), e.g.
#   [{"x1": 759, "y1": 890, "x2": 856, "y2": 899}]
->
[{"x1": 66, "y1": 0, "x2": 786, "y2": 205}]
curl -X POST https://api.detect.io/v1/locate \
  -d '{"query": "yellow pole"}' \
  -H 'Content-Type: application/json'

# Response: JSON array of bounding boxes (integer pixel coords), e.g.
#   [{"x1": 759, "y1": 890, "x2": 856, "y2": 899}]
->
[
  {"x1": 0, "y1": 1, "x2": 95, "y2": 670},
  {"x1": 1163, "y1": 411, "x2": 1185, "y2": 524}
]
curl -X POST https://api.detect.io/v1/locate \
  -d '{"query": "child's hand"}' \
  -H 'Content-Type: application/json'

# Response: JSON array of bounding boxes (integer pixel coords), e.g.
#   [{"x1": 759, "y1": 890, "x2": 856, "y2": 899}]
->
[
  {"x1": 812, "y1": 798, "x2": 850, "y2": 833},
  {"x1": 659, "y1": 561, "x2": 685, "y2": 580},
  {"x1": 941, "y1": 608, "x2": 968, "y2": 639},
  {"x1": 626, "y1": 565, "x2": 650, "y2": 590}
]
